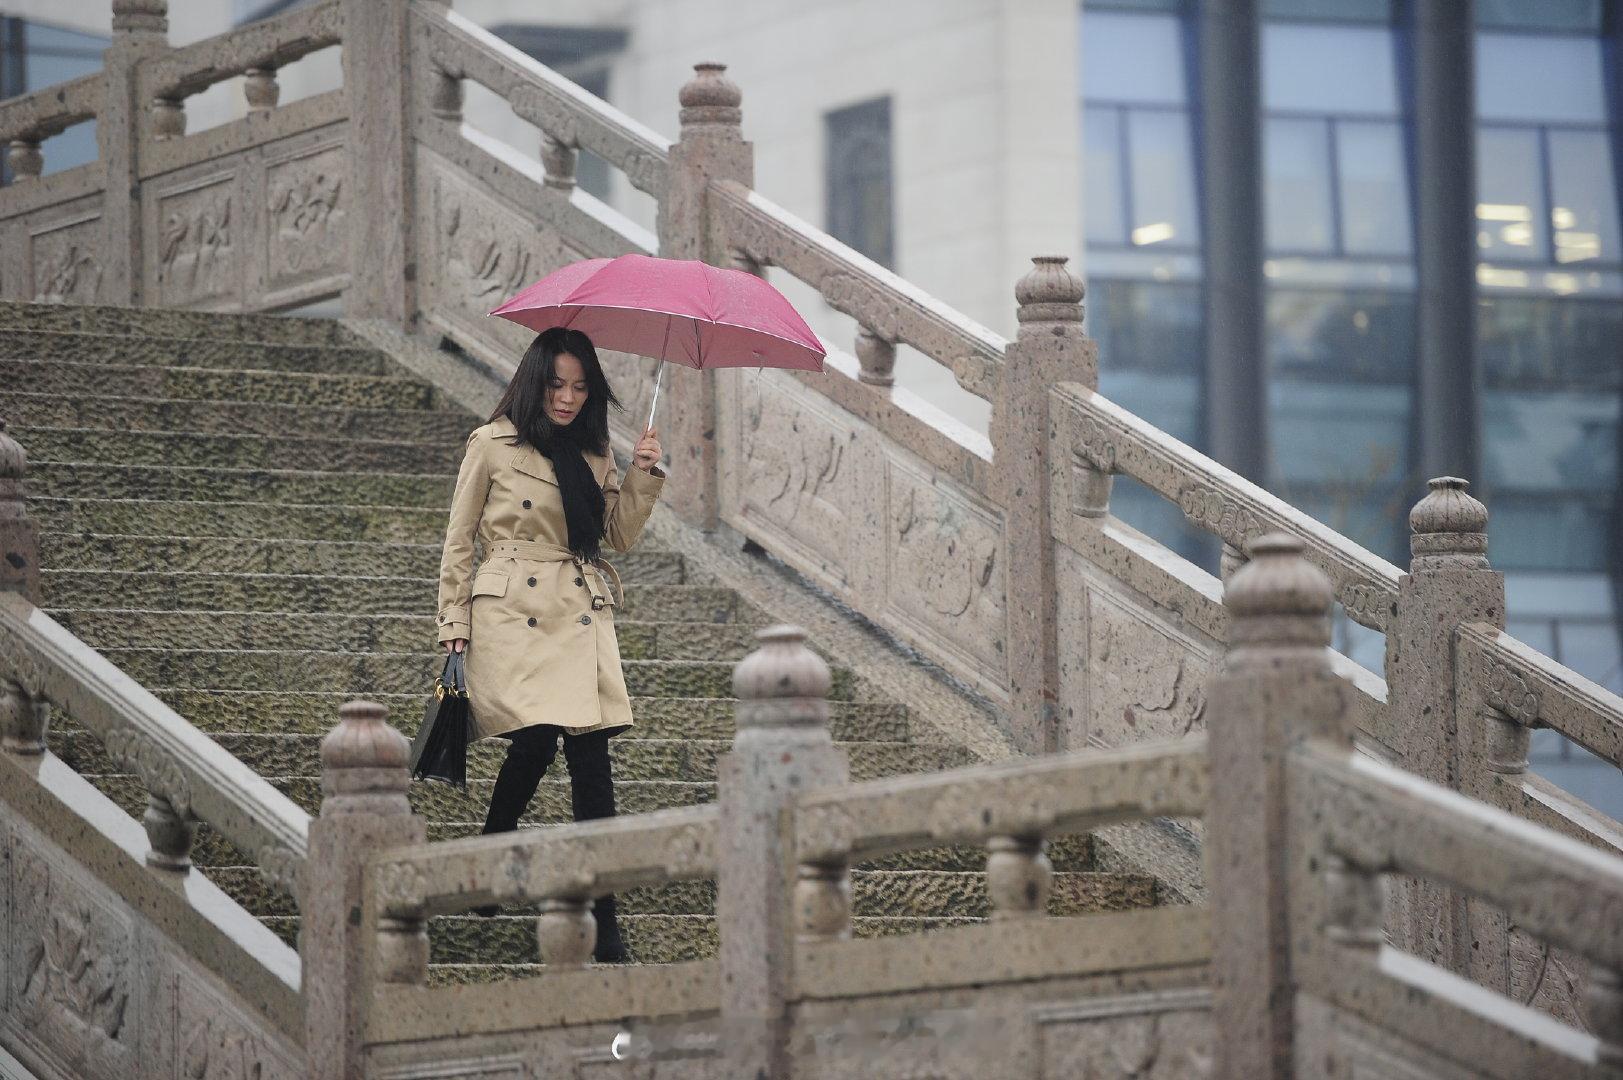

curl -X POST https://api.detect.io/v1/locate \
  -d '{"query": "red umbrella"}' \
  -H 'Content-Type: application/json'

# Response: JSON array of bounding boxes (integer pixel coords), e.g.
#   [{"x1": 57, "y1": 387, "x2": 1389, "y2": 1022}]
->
[{"x1": 489, "y1": 254, "x2": 826, "y2": 427}]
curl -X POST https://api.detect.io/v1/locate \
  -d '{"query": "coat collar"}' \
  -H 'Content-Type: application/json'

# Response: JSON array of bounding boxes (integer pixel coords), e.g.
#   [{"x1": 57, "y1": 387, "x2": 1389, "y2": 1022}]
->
[{"x1": 490, "y1": 417, "x2": 612, "y2": 486}]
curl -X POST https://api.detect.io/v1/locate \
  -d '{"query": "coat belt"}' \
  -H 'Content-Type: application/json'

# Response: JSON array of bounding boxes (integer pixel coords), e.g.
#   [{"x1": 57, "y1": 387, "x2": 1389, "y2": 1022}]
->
[{"x1": 483, "y1": 540, "x2": 622, "y2": 610}]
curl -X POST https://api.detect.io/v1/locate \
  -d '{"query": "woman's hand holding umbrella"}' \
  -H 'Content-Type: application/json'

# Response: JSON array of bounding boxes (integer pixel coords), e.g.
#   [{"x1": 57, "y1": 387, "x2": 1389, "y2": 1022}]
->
[{"x1": 633, "y1": 426, "x2": 661, "y2": 473}]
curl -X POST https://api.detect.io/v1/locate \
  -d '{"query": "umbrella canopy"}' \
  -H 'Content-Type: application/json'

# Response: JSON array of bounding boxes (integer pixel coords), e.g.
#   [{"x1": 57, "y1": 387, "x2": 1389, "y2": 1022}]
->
[{"x1": 489, "y1": 254, "x2": 826, "y2": 373}]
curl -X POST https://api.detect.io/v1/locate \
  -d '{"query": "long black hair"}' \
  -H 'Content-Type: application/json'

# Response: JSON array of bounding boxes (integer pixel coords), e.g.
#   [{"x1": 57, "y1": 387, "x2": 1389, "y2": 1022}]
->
[{"x1": 490, "y1": 328, "x2": 622, "y2": 559}]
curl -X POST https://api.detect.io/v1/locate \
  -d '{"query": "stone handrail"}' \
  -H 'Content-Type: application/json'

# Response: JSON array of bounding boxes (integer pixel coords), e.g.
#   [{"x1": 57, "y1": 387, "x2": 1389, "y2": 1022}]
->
[
  {"x1": 1459, "y1": 622, "x2": 1623, "y2": 770},
  {"x1": 0, "y1": 72, "x2": 104, "y2": 148},
  {"x1": 1051, "y1": 381, "x2": 1403, "y2": 629},
  {"x1": 413, "y1": 6, "x2": 671, "y2": 197},
  {"x1": 711, "y1": 180, "x2": 1007, "y2": 401},
  {"x1": 137, "y1": 0, "x2": 343, "y2": 105},
  {"x1": 0, "y1": 592, "x2": 311, "y2": 901}
]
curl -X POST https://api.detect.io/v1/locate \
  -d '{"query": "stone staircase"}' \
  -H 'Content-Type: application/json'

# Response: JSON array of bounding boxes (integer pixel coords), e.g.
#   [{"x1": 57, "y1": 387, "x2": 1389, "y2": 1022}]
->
[{"x1": 4, "y1": 301, "x2": 1159, "y2": 983}]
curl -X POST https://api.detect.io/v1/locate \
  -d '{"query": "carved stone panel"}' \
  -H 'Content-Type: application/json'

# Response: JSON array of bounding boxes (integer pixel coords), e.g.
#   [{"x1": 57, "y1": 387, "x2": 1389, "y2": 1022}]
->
[
  {"x1": 1037, "y1": 992, "x2": 1213, "y2": 1078},
  {"x1": 1086, "y1": 591, "x2": 1213, "y2": 749},
  {"x1": 29, "y1": 212, "x2": 104, "y2": 304},
  {"x1": 735, "y1": 372, "x2": 854, "y2": 586},
  {"x1": 5, "y1": 839, "x2": 136, "y2": 1080},
  {"x1": 174, "y1": 968, "x2": 301, "y2": 1080},
  {"x1": 264, "y1": 140, "x2": 347, "y2": 295},
  {"x1": 1509, "y1": 930, "x2": 1588, "y2": 1031},
  {"x1": 154, "y1": 174, "x2": 238, "y2": 308},
  {"x1": 882, "y1": 455, "x2": 1008, "y2": 688}
]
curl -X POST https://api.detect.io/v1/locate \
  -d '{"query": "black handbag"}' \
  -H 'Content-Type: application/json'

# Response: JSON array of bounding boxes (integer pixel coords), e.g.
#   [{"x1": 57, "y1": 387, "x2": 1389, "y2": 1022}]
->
[{"x1": 410, "y1": 650, "x2": 474, "y2": 790}]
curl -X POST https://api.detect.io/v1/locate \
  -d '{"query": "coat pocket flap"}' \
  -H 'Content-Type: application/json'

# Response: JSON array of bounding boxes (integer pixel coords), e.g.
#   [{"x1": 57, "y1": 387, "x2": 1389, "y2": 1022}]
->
[{"x1": 471, "y1": 570, "x2": 509, "y2": 598}]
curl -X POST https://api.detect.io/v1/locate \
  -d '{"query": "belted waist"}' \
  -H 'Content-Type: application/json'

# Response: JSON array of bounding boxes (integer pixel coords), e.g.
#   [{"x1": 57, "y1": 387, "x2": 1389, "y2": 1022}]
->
[{"x1": 484, "y1": 540, "x2": 621, "y2": 609}]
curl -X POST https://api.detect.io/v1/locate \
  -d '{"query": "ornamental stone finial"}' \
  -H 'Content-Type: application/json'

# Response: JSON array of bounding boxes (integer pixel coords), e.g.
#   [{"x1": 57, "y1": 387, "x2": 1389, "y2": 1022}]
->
[
  {"x1": 1409, "y1": 476, "x2": 1489, "y2": 571},
  {"x1": 1224, "y1": 533, "x2": 1333, "y2": 652},
  {"x1": 1014, "y1": 256, "x2": 1084, "y2": 324},
  {"x1": 319, "y1": 700, "x2": 410, "y2": 809},
  {"x1": 732, "y1": 625, "x2": 830, "y2": 731},
  {"x1": 678, "y1": 62, "x2": 742, "y2": 128}
]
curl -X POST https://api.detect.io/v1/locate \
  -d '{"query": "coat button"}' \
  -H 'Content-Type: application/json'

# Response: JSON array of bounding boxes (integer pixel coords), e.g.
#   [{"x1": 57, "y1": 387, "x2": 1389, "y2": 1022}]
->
[
  {"x1": 528, "y1": 577, "x2": 537, "y2": 587},
  {"x1": 579, "y1": 614, "x2": 592, "y2": 626},
  {"x1": 522, "y1": 499, "x2": 532, "y2": 509},
  {"x1": 527, "y1": 617, "x2": 537, "y2": 627},
  {"x1": 574, "y1": 576, "x2": 585, "y2": 587}
]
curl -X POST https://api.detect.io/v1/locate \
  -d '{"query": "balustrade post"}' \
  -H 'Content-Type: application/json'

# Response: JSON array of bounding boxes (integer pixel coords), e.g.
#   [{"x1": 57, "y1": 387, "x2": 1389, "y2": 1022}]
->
[
  {"x1": 305, "y1": 700, "x2": 426, "y2": 1080},
  {"x1": 6, "y1": 141, "x2": 41, "y2": 182},
  {"x1": 994, "y1": 256, "x2": 1096, "y2": 753},
  {"x1": 1207, "y1": 533, "x2": 1350, "y2": 1080},
  {"x1": 0, "y1": 421, "x2": 46, "y2": 754},
  {"x1": 1387, "y1": 477, "x2": 1505, "y2": 978},
  {"x1": 100, "y1": 0, "x2": 170, "y2": 305},
  {"x1": 341, "y1": 0, "x2": 446, "y2": 324},
  {"x1": 656, "y1": 63, "x2": 753, "y2": 530},
  {"x1": 719, "y1": 626, "x2": 847, "y2": 1079}
]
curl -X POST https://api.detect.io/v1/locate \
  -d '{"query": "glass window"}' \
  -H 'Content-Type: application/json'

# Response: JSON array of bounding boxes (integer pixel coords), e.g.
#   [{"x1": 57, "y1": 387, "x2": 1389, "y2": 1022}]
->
[
  {"x1": 1266, "y1": 118, "x2": 1335, "y2": 253},
  {"x1": 1126, "y1": 110, "x2": 1199, "y2": 248},
  {"x1": 1476, "y1": 128, "x2": 1548, "y2": 263},
  {"x1": 1336, "y1": 120, "x2": 1411, "y2": 256},
  {"x1": 1476, "y1": 0, "x2": 1602, "y2": 33},
  {"x1": 1084, "y1": 106, "x2": 1125, "y2": 245},
  {"x1": 824, "y1": 97, "x2": 894, "y2": 269},
  {"x1": 1262, "y1": 24, "x2": 1398, "y2": 114},
  {"x1": 1082, "y1": 12, "x2": 1187, "y2": 105},
  {"x1": 1262, "y1": 0, "x2": 1391, "y2": 20},
  {"x1": 1476, "y1": 35, "x2": 1607, "y2": 123},
  {"x1": 1547, "y1": 130, "x2": 1622, "y2": 267}
]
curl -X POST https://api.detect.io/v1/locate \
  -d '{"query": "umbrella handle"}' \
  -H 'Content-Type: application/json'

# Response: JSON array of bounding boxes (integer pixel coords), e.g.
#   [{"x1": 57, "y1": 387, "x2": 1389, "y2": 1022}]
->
[{"x1": 646, "y1": 362, "x2": 665, "y2": 432}]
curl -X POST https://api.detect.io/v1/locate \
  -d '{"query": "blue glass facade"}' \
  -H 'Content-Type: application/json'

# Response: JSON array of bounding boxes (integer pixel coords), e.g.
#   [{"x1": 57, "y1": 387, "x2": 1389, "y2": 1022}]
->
[{"x1": 0, "y1": 17, "x2": 106, "y2": 180}]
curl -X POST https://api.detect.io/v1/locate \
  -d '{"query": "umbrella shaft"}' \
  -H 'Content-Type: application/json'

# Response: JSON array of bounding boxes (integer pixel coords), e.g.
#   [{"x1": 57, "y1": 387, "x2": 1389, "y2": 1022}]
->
[{"x1": 647, "y1": 362, "x2": 664, "y2": 431}]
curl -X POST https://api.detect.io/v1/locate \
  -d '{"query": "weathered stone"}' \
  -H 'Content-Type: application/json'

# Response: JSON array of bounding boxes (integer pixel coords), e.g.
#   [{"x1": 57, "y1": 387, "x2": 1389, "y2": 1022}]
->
[
  {"x1": 1, "y1": 359, "x2": 445, "y2": 410},
  {"x1": 0, "y1": 330, "x2": 393, "y2": 374},
  {"x1": 19, "y1": 427, "x2": 460, "y2": 475}
]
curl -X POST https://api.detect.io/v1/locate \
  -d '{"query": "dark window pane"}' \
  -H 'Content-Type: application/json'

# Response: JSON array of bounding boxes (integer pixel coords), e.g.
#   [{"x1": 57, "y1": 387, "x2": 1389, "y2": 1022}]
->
[
  {"x1": 1084, "y1": 107, "x2": 1125, "y2": 244},
  {"x1": 1336, "y1": 120, "x2": 1410, "y2": 256},
  {"x1": 1084, "y1": 0, "x2": 1183, "y2": 12},
  {"x1": 1082, "y1": 11, "x2": 1187, "y2": 105},
  {"x1": 1547, "y1": 129, "x2": 1621, "y2": 267},
  {"x1": 1126, "y1": 110, "x2": 1199, "y2": 247},
  {"x1": 824, "y1": 97, "x2": 894, "y2": 269},
  {"x1": 1476, "y1": 127, "x2": 1547, "y2": 262},
  {"x1": 1262, "y1": 0, "x2": 1391, "y2": 20},
  {"x1": 1265, "y1": 117, "x2": 1335, "y2": 254},
  {"x1": 1476, "y1": 0, "x2": 1602, "y2": 32}
]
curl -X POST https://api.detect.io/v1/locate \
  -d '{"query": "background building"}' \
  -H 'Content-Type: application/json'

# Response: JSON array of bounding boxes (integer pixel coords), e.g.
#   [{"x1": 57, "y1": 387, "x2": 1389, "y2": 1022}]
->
[{"x1": 1, "y1": 0, "x2": 1616, "y2": 808}]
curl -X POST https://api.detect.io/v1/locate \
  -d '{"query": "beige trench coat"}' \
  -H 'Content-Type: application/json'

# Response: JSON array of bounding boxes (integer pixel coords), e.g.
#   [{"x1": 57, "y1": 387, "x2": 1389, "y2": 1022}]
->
[{"x1": 436, "y1": 416, "x2": 665, "y2": 739}]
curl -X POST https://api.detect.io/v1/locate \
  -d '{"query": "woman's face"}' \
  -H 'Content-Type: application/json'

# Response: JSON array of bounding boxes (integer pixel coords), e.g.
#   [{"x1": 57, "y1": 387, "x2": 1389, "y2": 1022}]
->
[{"x1": 546, "y1": 351, "x2": 589, "y2": 426}]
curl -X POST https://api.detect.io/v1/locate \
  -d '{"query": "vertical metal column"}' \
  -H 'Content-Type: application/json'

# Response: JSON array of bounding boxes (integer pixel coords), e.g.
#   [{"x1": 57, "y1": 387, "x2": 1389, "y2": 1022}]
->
[
  {"x1": 1197, "y1": 0, "x2": 1268, "y2": 484},
  {"x1": 1412, "y1": 0, "x2": 1479, "y2": 484}
]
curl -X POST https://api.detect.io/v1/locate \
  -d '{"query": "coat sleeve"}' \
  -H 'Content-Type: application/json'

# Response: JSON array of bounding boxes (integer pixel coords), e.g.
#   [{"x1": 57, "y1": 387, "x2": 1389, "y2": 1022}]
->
[
  {"x1": 602, "y1": 459, "x2": 665, "y2": 553},
  {"x1": 435, "y1": 429, "x2": 491, "y2": 643}
]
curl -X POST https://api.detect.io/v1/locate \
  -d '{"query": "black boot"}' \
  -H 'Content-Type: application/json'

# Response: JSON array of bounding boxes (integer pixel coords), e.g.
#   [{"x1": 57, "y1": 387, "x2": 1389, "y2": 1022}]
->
[
  {"x1": 563, "y1": 730, "x2": 631, "y2": 962},
  {"x1": 592, "y1": 894, "x2": 628, "y2": 963},
  {"x1": 474, "y1": 726, "x2": 560, "y2": 917}
]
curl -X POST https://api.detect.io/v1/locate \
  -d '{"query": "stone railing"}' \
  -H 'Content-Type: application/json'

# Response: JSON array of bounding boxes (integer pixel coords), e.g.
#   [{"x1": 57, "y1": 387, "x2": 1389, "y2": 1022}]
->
[{"x1": 296, "y1": 539, "x2": 1623, "y2": 1078}]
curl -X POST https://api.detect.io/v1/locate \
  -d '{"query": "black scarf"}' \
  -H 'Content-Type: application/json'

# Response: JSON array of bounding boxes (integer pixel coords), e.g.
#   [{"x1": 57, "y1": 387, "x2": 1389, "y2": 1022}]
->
[{"x1": 536, "y1": 423, "x2": 606, "y2": 561}]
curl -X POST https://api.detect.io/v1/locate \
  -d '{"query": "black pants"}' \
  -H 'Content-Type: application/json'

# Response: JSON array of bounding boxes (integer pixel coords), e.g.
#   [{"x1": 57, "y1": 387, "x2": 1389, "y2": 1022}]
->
[{"x1": 481, "y1": 724, "x2": 618, "y2": 834}]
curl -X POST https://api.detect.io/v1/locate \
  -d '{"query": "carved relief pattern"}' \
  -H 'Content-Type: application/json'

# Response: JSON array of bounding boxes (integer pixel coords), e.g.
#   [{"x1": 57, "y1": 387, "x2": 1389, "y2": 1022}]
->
[
  {"x1": 795, "y1": 803, "x2": 856, "y2": 863},
  {"x1": 9, "y1": 843, "x2": 135, "y2": 1075},
  {"x1": 101, "y1": 727, "x2": 192, "y2": 817},
  {"x1": 1178, "y1": 484, "x2": 1267, "y2": 552},
  {"x1": 820, "y1": 271, "x2": 898, "y2": 343},
  {"x1": 509, "y1": 83, "x2": 579, "y2": 147},
  {"x1": 1510, "y1": 931, "x2": 1587, "y2": 1030},
  {"x1": 1340, "y1": 581, "x2": 1395, "y2": 630},
  {"x1": 374, "y1": 860, "x2": 426, "y2": 916},
  {"x1": 618, "y1": 148, "x2": 666, "y2": 197},
  {"x1": 1070, "y1": 415, "x2": 1119, "y2": 474},
  {"x1": 176, "y1": 971, "x2": 299, "y2": 1080},
  {"x1": 157, "y1": 181, "x2": 235, "y2": 306},
  {"x1": 30, "y1": 216, "x2": 103, "y2": 304},
  {"x1": 266, "y1": 145, "x2": 346, "y2": 286},
  {"x1": 256, "y1": 844, "x2": 303, "y2": 904},
  {"x1": 1483, "y1": 661, "x2": 1541, "y2": 727},
  {"x1": 1040, "y1": 1006, "x2": 1214, "y2": 1078},
  {"x1": 1087, "y1": 594, "x2": 1211, "y2": 749},
  {"x1": 660, "y1": 821, "x2": 714, "y2": 879},
  {"x1": 739, "y1": 374, "x2": 851, "y2": 579}
]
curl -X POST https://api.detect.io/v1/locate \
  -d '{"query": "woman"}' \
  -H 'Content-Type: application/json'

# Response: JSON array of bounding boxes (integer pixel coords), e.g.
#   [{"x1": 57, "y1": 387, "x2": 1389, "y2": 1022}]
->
[{"x1": 436, "y1": 326, "x2": 665, "y2": 963}]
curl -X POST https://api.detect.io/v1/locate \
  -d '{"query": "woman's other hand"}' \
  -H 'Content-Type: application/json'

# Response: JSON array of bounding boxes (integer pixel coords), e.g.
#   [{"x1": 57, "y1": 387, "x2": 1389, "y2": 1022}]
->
[
  {"x1": 633, "y1": 426, "x2": 661, "y2": 472},
  {"x1": 446, "y1": 638, "x2": 467, "y2": 654}
]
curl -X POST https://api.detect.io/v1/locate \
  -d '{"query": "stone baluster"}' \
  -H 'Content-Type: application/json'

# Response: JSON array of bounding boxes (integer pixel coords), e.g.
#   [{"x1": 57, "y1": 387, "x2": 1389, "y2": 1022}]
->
[
  {"x1": 1220, "y1": 541, "x2": 1247, "y2": 582},
  {"x1": 540, "y1": 134, "x2": 577, "y2": 192},
  {"x1": 142, "y1": 793, "x2": 196, "y2": 871},
  {"x1": 0, "y1": 420, "x2": 47, "y2": 756},
  {"x1": 150, "y1": 97, "x2": 185, "y2": 140},
  {"x1": 1208, "y1": 533, "x2": 1350, "y2": 1080},
  {"x1": 428, "y1": 60, "x2": 463, "y2": 121},
  {"x1": 6, "y1": 140, "x2": 42, "y2": 182},
  {"x1": 1387, "y1": 476, "x2": 1504, "y2": 980},
  {"x1": 101, "y1": 0, "x2": 170, "y2": 303},
  {"x1": 657, "y1": 62, "x2": 754, "y2": 530},
  {"x1": 305, "y1": 700, "x2": 426, "y2": 1080},
  {"x1": 793, "y1": 860, "x2": 850, "y2": 941},
  {"x1": 985, "y1": 834, "x2": 1051, "y2": 919},
  {"x1": 536, "y1": 894, "x2": 595, "y2": 969},
  {"x1": 719, "y1": 625, "x2": 848, "y2": 1079},
  {"x1": 243, "y1": 67, "x2": 280, "y2": 113},
  {"x1": 993, "y1": 256, "x2": 1097, "y2": 753},
  {"x1": 1323, "y1": 854, "x2": 1383, "y2": 953},
  {"x1": 855, "y1": 325, "x2": 895, "y2": 387}
]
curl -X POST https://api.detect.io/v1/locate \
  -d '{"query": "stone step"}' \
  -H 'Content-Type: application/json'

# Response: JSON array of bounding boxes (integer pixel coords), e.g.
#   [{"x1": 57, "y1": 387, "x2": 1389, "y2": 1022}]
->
[
  {"x1": 0, "y1": 300, "x2": 361, "y2": 346},
  {"x1": 143, "y1": 692, "x2": 910, "y2": 742},
  {"x1": 0, "y1": 390, "x2": 479, "y2": 442},
  {"x1": 91, "y1": 649, "x2": 851, "y2": 699},
  {"x1": 17, "y1": 426, "x2": 461, "y2": 474},
  {"x1": 31, "y1": 461, "x2": 454, "y2": 508},
  {"x1": 0, "y1": 329, "x2": 394, "y2": 375},
  {"x1": 41, "y1": 570, "x2": 740, "y2": 621},
  {"x1": 39, "y1": 535, "x2": 685, "y2": 582},
  {"x1": 0, "y1": 359, "x2": 446, "y2": 411},
  {"x1": 50, "y1": 729, "x2": 966, "y2": 784},
  {"x1": 28, "y1": 498, "x2": 451, "y2": 544}
]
